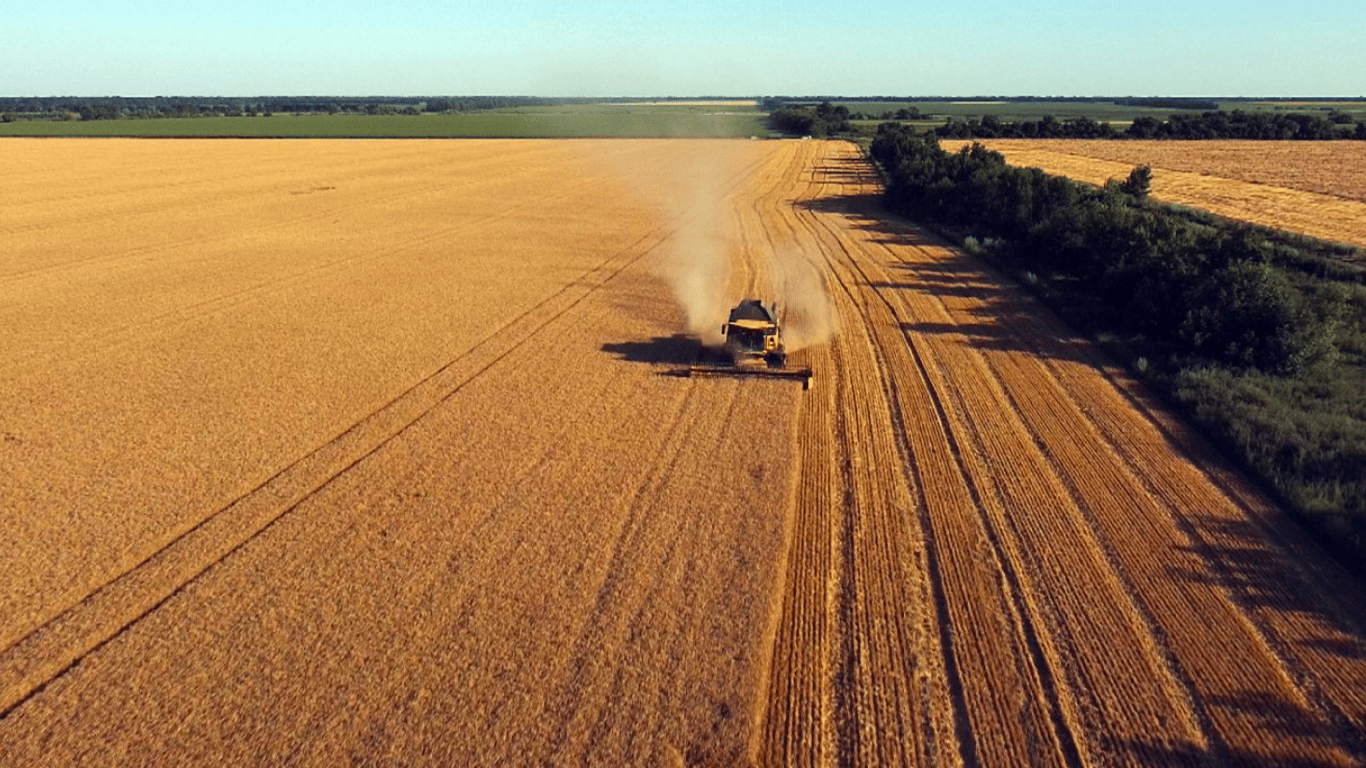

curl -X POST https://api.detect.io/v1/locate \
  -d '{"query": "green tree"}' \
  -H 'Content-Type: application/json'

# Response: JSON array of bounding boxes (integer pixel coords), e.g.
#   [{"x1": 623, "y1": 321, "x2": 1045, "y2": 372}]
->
[{"x1": 1119, "y1": 165, "x2": 1152, "y2": 198}]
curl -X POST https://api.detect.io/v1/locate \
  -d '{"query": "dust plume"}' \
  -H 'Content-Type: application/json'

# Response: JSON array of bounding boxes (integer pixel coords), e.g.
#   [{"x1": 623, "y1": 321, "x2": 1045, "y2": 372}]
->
[
  {"x1": 655, "y1": 147, "x2": 734, "y2": 346},
  {"x1": 652, "y1": 143, "x2": 836, "y2": 351},
  {"x1": 769, "y1": 246, "x2": 837, "y2": 352},
  {"x1": 659, "y1": 211, "x2": 731, "y2": 345}
]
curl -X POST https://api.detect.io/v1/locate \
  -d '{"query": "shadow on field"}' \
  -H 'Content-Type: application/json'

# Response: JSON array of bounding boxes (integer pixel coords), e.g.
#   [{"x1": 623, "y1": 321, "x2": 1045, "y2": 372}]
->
[
  {"x1": 1119, "y1": 732, "x2": 1356, "y2": 768},
  {"x1": 796, "y1": 190, "x2": 943, "y2": 250},
  {"x1": 869, "y1": 261, "x2": 1008, "y2": 299},
  {"x1": 1167, "y1": 515, "x2": 1365, "y2": 623},
  {"x1": 1120, "y1": 683, "x2": 1366, "y2": 766},
  {"x1": 1300, "y1": 636, "x2": 1366, "y2": 659},
  {"x1": 794, "y1": 154, "x2": 950, "y2": 250},
  {"x1": 897, "y1": 318, "x2": 1088, "y2": 367},
  {"x1": 895, "y1": 284, "x2": 1096, "y2": 366},
  {"x1": 601, "y1": 334, "x2": 703, "y2": 366}
]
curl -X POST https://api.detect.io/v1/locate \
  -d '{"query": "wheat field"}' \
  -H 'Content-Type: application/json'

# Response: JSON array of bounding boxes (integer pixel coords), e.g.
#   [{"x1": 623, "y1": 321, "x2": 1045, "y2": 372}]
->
[
  {"x1": 948, "y1": 139, "x2": 1366, "y2": 252},
  {"x1": 2, "y1": 139, "x2": 1364, "y2": 766}
]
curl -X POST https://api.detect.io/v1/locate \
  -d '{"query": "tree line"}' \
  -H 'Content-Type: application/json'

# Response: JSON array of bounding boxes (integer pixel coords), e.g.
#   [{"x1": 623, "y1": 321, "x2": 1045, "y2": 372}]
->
[
  {"x1": 768, "y1": 101, "x2": 851, "y2": 137},
  {"x1": 935, "y1": 110, "x2": 1366, "y2": 140},
  {"x1": 870, "y1": 123, "x2": 1351, "y2": 373},
  {"x1": 0, "y1": 95, "x2": 658, "y2": 122},
  {"x1": 763, "y1": 101, "x2": 1366, "y2": 140},
  {"x1": 869, "y1": 121, "x2": 1366, "y2": 570}
]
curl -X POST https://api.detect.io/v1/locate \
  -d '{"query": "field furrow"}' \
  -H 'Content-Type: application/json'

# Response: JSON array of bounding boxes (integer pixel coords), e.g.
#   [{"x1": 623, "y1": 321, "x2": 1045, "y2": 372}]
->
[{"x1": 913, "y1": 237, "x2": 1366, "y2": 763}]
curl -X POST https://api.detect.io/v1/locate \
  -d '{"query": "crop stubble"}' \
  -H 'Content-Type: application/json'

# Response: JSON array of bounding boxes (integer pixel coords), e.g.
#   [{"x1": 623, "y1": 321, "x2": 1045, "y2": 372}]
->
[
  {"x1": 758, "y1": 141, "x2": 1366, "y2": 766},
  {"x1": 2, "y1": 139, "x2": 1365, "y2": 766}
]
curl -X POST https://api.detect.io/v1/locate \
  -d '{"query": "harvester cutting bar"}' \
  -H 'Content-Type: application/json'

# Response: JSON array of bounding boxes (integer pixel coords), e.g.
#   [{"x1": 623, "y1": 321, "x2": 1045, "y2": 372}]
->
[{"x1": 687, "y1": 365, "x2": 814, "y2": 390}]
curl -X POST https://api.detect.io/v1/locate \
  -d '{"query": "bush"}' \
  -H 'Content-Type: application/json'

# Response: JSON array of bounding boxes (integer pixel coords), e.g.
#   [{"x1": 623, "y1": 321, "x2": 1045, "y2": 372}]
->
[
  {"x1": 1119, "y1": 165, "x2": 1152, "y2": 198},
  {"x1": 1181, "y1": 262, "x2": 1304, "y2": 373}
]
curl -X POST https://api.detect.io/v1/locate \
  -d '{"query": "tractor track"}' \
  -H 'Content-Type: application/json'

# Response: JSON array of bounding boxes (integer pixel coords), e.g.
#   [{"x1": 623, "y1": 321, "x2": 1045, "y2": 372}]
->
[{"x1": 826, "y1": 200, "x2": 1083, "y2": 768}]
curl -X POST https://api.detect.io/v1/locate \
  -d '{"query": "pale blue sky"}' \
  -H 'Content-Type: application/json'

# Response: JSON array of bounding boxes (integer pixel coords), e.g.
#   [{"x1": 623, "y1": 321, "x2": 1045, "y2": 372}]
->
[{"x1": 3, "y1": 0, "x2": 1362, "y2": 96}]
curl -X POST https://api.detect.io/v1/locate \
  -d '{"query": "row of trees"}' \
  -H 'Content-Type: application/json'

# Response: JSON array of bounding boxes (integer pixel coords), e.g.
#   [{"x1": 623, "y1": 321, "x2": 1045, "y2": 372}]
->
[
  {"x1": 768, "y1": 101, "x2": 851, "y2": 137},
  {"x1": 934, "y1": 110, "x2": 1366, "y2": 140},
  {"x1": 937, "y1": 114, "x2": 1118, "y2": 139},
  {"x1": 869, "y1": 123, "x2": 1349, "y2": 374},
  {"x1": 0, "y1": 95, "x2": 608, "y2": 121},
  {"x1": 1129, "y1": 110, "x2": 1360, "y2": 139},
  {"x1": 762, "y1": 100, "x2": 1366, "y2": 141}
]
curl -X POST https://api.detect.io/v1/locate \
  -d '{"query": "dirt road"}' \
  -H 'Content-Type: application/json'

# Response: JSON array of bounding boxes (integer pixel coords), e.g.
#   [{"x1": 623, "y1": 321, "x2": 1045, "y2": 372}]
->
[{"x1": 2, "y1": 139, "x2": 1364, "y2": 766}]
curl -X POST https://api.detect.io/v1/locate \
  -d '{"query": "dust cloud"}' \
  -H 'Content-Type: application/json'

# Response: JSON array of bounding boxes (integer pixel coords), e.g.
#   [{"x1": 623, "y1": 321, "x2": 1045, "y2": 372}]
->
[
  {"x1": 654, "y1": 144, "x2": 836, "y2": 352},
  {"x1": 767, "y1": 246, "x2": 836, "y2": 353},
  {"x1": 658, "y1": 183, "x2": 732, "y2": 345}
]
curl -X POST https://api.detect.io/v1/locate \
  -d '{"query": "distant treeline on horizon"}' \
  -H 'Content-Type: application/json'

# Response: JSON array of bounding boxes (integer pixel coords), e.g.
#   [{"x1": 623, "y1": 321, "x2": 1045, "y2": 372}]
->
[
  {"x1": 0, "y1": 95, "x2": 752, "y2": 119},
  {"x1": 765, "y1": 96, "x2": 1365, "y2": 108},
  {"x1": 6, "y1": 95, "x2": 1365, "y2": 125}
]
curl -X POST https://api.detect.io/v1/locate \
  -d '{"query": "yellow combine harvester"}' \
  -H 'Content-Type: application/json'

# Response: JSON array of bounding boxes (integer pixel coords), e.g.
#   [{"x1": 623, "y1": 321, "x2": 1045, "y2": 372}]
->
[{"x1": 687, "y1": 299, "x2": 813, "y2": 389}]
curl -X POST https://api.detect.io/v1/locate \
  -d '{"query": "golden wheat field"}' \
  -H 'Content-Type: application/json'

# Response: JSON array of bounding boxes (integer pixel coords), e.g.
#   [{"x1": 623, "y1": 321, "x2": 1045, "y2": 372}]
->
[
  {"x1": 2, "y1": 138, "x2": 1365, "y2": 766},
  {"x1": 948, "y1": 139, "x2": 1366, "y2": 251}
]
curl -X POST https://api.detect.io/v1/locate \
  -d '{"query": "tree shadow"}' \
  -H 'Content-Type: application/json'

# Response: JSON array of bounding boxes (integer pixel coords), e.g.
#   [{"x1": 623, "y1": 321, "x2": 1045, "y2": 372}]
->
[
  {"x1": 1168, "y1": 515, "x2": 1364, "y2": 623},
  {"x1": 877, "y1": 248, "x2": 1027, "y2": 295},
  {"x1": 794, "y1": 156, "x2": 952, "y2": 250},
  {"x1": 1120, "y1": 687, "x2": 1364, "y2": 767},
  {"x1": 1300, "y1": 636, "x2": 1366, "y2": 660},
  {"x1": 796, "y1": 190, "x2": 946, "y2": 250},
  {"x1": 1121, "y1": 739, "x2": 1353, "y2": 768},
  {"x1": 1162, "y1": 512, "x2": 1366, "y2": 697}
]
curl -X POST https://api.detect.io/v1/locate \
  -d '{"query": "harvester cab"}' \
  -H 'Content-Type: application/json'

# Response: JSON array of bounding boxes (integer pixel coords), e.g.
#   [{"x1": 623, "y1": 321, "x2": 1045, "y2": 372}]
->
[{"x1": 721, "y1": 298, "x2": 787, "y2": 368}]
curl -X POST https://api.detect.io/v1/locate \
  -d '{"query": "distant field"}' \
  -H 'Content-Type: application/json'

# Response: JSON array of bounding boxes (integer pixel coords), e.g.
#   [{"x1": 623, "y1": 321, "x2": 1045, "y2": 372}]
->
[
  {"x1": 948, "y1": 139, "x2": 1366, "y2": 252},
  {"x1": 0, "y1": 103, "x2": 767, "y2": 138}
]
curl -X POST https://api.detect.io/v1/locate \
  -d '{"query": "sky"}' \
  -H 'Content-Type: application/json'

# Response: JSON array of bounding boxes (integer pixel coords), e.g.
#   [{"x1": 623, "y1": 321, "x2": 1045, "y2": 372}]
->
[{"x1": 3, "y1": 0, "x2": 1364, "y2": 97}]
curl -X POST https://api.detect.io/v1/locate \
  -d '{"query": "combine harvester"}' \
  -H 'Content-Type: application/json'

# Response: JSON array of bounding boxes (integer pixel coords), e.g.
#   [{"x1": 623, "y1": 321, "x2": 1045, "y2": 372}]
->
[{"x1": 687, "y1": 299, "x2": 814, "y2": 390}]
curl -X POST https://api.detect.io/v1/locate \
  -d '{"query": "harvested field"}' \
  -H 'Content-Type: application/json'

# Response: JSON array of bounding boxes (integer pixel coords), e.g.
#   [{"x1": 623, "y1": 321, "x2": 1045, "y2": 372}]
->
[
  {"x1": 2, "y1": 138, "x2": 1365, "y2": 766},
  {"x1": 948, "y1": 139, "x2": 1366, "y2": 251}
]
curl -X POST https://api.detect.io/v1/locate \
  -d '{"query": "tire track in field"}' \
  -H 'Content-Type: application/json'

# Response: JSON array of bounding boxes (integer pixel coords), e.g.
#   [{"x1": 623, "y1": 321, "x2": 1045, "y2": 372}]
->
[
  {"x1": 861, "y1": 238, "x2": 1212, "y2": 765},
  {"x1": 759, "y1": 140, "x2": 1366, "y2": 767},
  {"x1": 0, "y1": 139, "x2": 778, "y2": 728},
  {"x1": 761, "y1": 141, "x2": 968, "y2": 766},
  {"x1": 0, "y1": 220, "x2": 669, "y2": 719},
  {"x1": 979, "y1": 334, "x2": 1354, "y2": 764},
  {"x1": 953, "y1": 267, "x2": 1366, "y2": 762},
  {"x1": 808, "y1": 139, "x2": 1366, "y2": 766},
  {"x1": 822, "y1": 206, "x2": 1085, "y2": 767},
  {"x1": 825, "y1": 203, "x2": 1215, "y2": 765},
  {"x1": 833, "y1": 155, "x2": 1237, "y2": 765},
  {"x1": 774, "y1": 142, "x2": 1084, "y2": 767}
]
